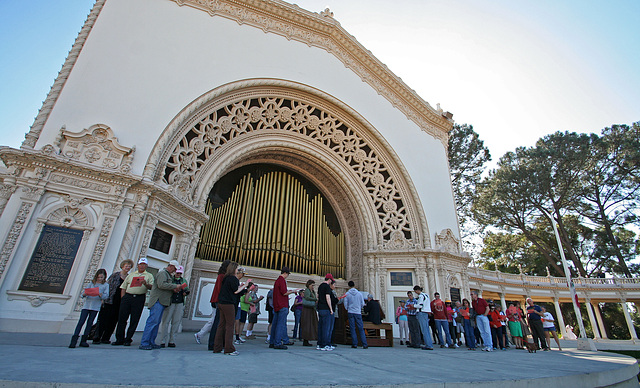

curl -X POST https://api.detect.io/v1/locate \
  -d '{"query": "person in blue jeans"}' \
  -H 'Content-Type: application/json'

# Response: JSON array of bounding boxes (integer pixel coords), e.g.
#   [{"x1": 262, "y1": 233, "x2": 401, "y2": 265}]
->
[
  {"x1": 316, "y1": 274, "x2": 335, "y2": 351},
  {"x1": 343, "y1": 281, "x2": 368, "y2": 349},
  {"x1": 292, "y1": 290, "x2": 304, "y2": 339},
  {"x1": 139, "y1": 260, "x2": 185, "y2": 350},
  {"x1": 413, "y1": 285, "x2": 434, "y2": 350}
]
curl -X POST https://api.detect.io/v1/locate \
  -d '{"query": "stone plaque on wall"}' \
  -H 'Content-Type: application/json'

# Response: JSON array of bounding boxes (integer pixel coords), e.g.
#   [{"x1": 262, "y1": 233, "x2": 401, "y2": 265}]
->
[
  {"x1": 19, "y1": 225, "x2": 83, "y2": 294},
  {"x1": 450, "y1": 287, "x2": 461, "y2": 303}
]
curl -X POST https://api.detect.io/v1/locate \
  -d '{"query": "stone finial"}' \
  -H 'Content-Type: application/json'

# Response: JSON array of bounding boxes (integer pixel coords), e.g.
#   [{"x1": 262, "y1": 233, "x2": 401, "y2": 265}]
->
[{"x1": 320, "y1": 8, "x2": 334, "y2": 17}]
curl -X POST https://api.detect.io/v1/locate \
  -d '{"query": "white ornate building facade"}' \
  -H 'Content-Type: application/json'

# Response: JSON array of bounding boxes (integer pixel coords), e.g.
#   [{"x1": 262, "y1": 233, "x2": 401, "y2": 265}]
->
[{"x1": 0, "y1": 0, "x2": 470, "y2": 333}]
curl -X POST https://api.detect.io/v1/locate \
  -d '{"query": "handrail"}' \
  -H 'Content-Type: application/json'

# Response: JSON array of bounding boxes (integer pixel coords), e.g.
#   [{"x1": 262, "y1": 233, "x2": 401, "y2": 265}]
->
[{"x1": 467, "y1": 267, "x2": 640, "y2": 288}]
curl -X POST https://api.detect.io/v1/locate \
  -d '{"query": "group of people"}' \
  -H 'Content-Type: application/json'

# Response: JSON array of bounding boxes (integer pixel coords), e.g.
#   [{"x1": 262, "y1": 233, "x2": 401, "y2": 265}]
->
[
  {"x1": 395, "y1": 290, "x2": 562, "y2": 352},
  {"x1": 193, "y1": 262, "x2": 387, "y2": 355},
  {"x1": 71, "y1": 259, "x2": 562, "y2": 355},
  {"x1": 69, "y1": 258, "x2": 190, "y2": 349}
]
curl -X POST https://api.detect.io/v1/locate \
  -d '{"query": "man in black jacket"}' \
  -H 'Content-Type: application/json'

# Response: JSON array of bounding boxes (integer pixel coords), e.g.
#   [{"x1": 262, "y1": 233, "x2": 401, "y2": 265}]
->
[{"x1": 364, "y1": 294, "x2": 384, "y2": 325}]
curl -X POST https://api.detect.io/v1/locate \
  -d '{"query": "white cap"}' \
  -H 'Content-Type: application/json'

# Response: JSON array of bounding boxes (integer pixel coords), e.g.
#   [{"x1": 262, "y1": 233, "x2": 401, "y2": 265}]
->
[
  {"x1": 168, "y1": 260, "x2": 180, "y2": 268},
  {"x1": 137, "y1": 257, "x2": 148, "y2": 265}
]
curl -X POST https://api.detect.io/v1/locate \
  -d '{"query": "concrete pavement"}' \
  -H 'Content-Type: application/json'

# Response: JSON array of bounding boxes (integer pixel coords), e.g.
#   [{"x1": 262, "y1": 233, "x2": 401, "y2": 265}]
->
[{"x1": 0, "y1": 332, "x2": 637, "y2": 387}]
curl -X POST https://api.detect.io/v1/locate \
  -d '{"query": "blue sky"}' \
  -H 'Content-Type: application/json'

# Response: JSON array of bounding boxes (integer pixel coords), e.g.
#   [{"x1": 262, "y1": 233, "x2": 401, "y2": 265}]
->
[{"x1": 1, "y1": 0, "x2": 638, "y2": 161}]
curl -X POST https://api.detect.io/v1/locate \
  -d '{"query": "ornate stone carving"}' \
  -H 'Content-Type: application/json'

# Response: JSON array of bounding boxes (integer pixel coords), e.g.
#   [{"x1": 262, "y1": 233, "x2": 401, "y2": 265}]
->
[
  {"x1": 0, "y1": 202, "x2": 34, "y2": 279},
  {"x1": 50, "y1": 174, "x2": 112, "y2": 193},
  {"x1": 435, "y1": 228, "x2": 460, "y2": 254},
  {"x1": 162, "y1": 95, "x2": 413, "y2": 242},
  {"x1": 0, "y1": 183, "x2": 17, "y2": 216},
  {"x1": 50, "y1": 124, "x2": 135, "y2": 173},
  {"x1": 47, "y1": 206, "x2": 89, "y2": 228}
]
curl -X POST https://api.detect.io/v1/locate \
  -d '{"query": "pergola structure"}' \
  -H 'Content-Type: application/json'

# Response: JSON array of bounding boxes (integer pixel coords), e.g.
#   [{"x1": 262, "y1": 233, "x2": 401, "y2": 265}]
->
[{"x1": 469, "y1": 267, "x2": 640, "y2": 342}]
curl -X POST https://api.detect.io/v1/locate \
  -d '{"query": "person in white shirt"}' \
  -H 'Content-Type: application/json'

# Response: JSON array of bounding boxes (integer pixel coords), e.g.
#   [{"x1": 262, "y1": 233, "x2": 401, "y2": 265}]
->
[
  {"x1": 541, "y1": 307, "x2": 562, "y2": 351},
  {"x1": 412, "y1": 285, "x2": 434, "y2": 350}
]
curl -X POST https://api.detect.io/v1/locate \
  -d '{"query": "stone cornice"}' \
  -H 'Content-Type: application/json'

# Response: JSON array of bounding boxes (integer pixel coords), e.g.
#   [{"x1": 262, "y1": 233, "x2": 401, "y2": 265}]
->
[
  {"x1": 0, "y1": 146, "x2": 209, "y2": 224},
  {"x1": 172, "y1": 0, "x2": 453, "y2": 144}
]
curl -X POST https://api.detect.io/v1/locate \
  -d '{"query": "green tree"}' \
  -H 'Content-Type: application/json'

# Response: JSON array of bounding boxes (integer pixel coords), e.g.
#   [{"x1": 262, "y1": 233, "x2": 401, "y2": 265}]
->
[
  {"x1": 447, "y1": 123, "x2": 491, "y2": 228},
  {"x1": 575, "y1": 123, "x2": 640, "y2": 277}
]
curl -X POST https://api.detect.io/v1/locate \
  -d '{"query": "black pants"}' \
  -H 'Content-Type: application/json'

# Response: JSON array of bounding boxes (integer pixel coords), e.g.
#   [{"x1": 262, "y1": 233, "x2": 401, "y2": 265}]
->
[
  {"x1": 115, "y1": 293, "x2": 145, "y2": 343},
  {"x1": 491, "y1": 326, "x2": 505, "y2": 349},
  {"x1": 96, "y1": 301, "x2": 120, "y2": 342},
  {"x1": 529, "y1": 320, "x2": 547, "y2": 349},
  {"x1": 407, "y1": 315, "x2": 421, "y2": 347}
]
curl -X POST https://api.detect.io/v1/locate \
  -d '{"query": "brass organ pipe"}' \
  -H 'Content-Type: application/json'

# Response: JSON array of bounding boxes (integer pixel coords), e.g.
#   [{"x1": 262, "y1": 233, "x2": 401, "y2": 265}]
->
[
  {"x1": 273, "y1": 172, "x2": 286, "y2": 270},
  {"x1": 258, "y1": 173, "x2": 270, "y2": 268},
  {"x1": 285, "y1": 174, "x2": 295, "y2": 271},
  {"x1": 238, "y1": 175, "x2": 253, "y2": 263},
  {"x1": 280, "y1": 174, "x2": 290, "y2": 272},
  {"x1": 248, "y1": 173, "x2": 262, "y2": 268},
  {"x1": 264, "y1": 172, "x2": 275, "y2": 270}
]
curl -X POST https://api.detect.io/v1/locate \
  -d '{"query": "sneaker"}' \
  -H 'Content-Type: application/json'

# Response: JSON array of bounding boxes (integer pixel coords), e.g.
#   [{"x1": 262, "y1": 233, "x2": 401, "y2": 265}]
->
[
  {"x1": 168, "y1": 343, "x2": 176, "y2": 348},
  {"x1": 194, "y1": 333, "x2": 201, "y2": 344},
  {"x1": 265, "y1": 339, "x2": 270, "y2": 344},
  {"x1": 454, "y1": 344, "x2": 459, "y2": 348},
  {"x1": 151, "y1": 344, "x2": 162, "y2": 349},
  {"x1": 123, "y1": 341, "x2": 132, "y2": 347},
  {"x1": 238, "y1": 337, "x2": 246, "y2": 343},
  {"x1": 160, "y1": 343, "x2": 166, "y2": 348},
  {"x1": 362, "y1": 345, "x2": 368, "y2": 349},
  {"x1": 225, "y1": 351, "x2": 239, "y2": 356},
  {"x1": 351, "y1": 345, "x2": 358, "y2": 348},
  {"x1": 324, "y1": 346, "x2": 333, "y2": 351},
  {"x1": 273, "y1": 344, "x2": 288, "y2": 350},
  {"x1": 138, "y1": 345, "x2": 152, "y2": 350},
  {"x1": 246, "y1": 335, "x2": 256, "y2": 339},
  {"x1": 316, "y1": 345, "x2": 323, "y2": 350},
  {"x1": 234, "y1": 340, "x2": 242, "y2": 345}
]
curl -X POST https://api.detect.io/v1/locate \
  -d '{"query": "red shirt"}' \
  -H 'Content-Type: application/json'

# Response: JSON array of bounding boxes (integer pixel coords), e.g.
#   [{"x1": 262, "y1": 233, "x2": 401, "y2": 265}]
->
[
  {"x1": 489, "y1": 311, "x2": 503, "y2": 328},
  {"x1": 472, "y1": 297, "x2": 488, "y2": 315},
  {"x1": 273, "y1": 275, "x2": 289, "y2": 311},
  {"x1": 209, "y1": 273, "x2": 225, "y2": 303},
  {"x1": 430, "y1": 298, "x2": 447, "y2": 320}
]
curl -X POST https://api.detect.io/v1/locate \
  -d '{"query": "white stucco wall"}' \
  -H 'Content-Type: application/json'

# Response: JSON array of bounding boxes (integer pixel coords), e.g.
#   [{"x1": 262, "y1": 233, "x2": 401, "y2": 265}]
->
[{"x1": 35, "y1": 0, "x2": 458, "y2": 245}]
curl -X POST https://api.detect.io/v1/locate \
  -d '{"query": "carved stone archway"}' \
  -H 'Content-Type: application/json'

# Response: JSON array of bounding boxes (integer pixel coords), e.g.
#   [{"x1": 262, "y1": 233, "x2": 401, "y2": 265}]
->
[{"x1": 145, "y1": 79, "x2": 430, "y2": 253}]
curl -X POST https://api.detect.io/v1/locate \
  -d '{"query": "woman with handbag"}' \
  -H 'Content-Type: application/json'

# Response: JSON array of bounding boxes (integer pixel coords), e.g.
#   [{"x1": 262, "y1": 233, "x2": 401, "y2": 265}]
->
[{"x1": 300, "y1": 279, "x2": 318, "y2": 346}]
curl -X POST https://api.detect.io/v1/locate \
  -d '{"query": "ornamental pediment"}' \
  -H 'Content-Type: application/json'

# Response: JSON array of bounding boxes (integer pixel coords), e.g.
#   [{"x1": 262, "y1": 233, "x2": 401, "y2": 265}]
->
[{"x1": 43, "y1": 124, "x2": 135, "y2": 174}]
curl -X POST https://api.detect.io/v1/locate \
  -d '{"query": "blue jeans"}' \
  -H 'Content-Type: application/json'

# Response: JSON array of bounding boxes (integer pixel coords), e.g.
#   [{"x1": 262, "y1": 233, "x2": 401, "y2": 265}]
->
[
  {"x1": 435, "y1": 319, "x2": 453, "y2": 346},
  {"x1": 463, "y1": 318, "x2": 476, "y2": 349},
  {"x1": 140, "y1": 301, "x2": 166, "y2": 347},
  {"x1": 270, "y1": 307, "x2": 288, "y2": 346},
  {"x1": 476, "y1": 315, "x2": 493, "y2": 349},
  {"x1": 317, "y1": 309, "x2": 333, "y2": 347},
  {"x1": 348, "y1": 313, "x2": 368, "y2": 347},
  {"x1": 416, "y1": 312, "x2": 433, "y2": 348},
  {"x1": 293, "y1": 309, "x2": 302, "y2": 339},
  {"x1": 73, "y1": 309, "x2": 98, "y2": 337}
]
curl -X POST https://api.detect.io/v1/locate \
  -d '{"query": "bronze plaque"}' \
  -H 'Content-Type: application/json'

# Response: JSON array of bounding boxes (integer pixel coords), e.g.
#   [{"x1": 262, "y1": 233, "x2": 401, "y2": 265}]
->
[
  {"x1": 19, "y1": 225, "x2": 83, "y2": 294},
  {"x1": 450, "y1": 287, "x2": 461, "y2": 303}
]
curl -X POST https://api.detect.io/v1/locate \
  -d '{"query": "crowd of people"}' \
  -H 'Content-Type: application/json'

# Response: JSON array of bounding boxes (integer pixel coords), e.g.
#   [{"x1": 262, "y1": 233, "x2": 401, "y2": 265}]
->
[
  {"x1": 70, "y1": 260, "x2": 563, "y2": 355},
  {"x1": 69, "y1": 258, "x2": 189, "y2": 349}
]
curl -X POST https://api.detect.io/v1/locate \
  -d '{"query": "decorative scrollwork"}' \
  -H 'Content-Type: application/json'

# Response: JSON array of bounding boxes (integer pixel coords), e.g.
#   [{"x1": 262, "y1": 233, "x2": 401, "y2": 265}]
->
[{"x1": 163, "y1": 96, "x2": 412, "y2": 242}]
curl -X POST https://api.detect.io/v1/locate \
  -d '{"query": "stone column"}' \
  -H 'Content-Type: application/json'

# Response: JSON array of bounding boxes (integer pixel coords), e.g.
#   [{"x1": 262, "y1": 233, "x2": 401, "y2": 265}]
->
[
  {"x1": 592, "y1": 302, "x2": 608, "y2": 339},
  {"x1": 620, "y1": 300, "x2": 638, "y2": 340},
  {"x1": 499, "y1": 288, "x2": 507, "y2": 311},
  {"x1": 553, "y1": 297, "x2": 567, "y2": 338},
  {"x1": 585, "y1": 298, "x2": 601, "y2": 339},
  {"x1": 426, "y1": 258, "x2": 436, "y2": 297}
]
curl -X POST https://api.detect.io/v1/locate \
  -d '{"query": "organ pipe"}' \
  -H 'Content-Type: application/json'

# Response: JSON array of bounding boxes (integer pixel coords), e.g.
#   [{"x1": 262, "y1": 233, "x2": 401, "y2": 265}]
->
[{"x1": 196, "y1": 169, "x2": 345, "y2": 278}]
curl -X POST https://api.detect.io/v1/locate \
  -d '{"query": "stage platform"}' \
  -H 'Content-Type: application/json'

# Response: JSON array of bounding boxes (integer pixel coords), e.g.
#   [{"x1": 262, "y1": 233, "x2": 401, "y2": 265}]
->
[{"x1": 0, "y1": 332, "x2": 637, "y2": 387}]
